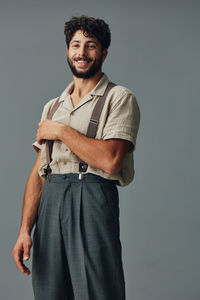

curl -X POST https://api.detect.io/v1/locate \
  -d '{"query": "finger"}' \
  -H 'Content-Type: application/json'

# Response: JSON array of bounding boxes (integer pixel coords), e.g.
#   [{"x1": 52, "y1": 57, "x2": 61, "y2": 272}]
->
[
  {"x1": 23, "y1": 240, "x2": 32, "y2": 261},
  {"x1": 36, "y1": 135, "x2": 41, "y2": 144},
  {"x1": 18, "y1": 257, "x2": 31, "y2": 276},
  {"x1": 14, "y1": 249, "x2": 31, "y2": 276}
]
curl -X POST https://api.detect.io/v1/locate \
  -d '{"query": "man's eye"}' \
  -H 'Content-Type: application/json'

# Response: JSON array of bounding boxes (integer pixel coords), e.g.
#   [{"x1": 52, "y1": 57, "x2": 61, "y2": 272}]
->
[
  {"x1": 88, "y1": 45, "x2": 95, "y2": 48},
  {"x1": 72, "y1": 45, "x2": 79, "y2": 48}
]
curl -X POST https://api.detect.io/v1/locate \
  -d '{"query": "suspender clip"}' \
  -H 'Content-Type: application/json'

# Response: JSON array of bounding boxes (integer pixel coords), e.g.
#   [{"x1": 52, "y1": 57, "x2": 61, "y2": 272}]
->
[
  {"x1": 79, "y1": 172, "x2": 84, "y2": 180},
  {"x1": 44, "y1": 164, "x2": 52, "y2": 181},
  {"x1": 78, "y1": 162, "x2": 88, "y2": 180}
]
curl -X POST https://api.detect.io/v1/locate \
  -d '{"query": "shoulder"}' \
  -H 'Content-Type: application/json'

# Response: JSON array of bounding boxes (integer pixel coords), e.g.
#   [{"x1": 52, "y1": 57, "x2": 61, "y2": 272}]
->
[
  {"x1": 42, "y1": 97, "x2": 59, "y2": 114},
  {"x1": 40, "y1": 97, "x2": 59, "y2": 120},
  {"x1": 112, "y1": 84, "x2": 134, "y2": 95},
  {"x1": 109, "y1": 83, "x2": 137, "y2": 100},
  {"x1": 106, "y1": 83, "x2": 141, "y2": 120},
  {"x1": 108, "y1": 83, "x2": 139, "y2": 106},
  {"x1": 43, "y1": 97, "x2": 59, "y2": 111}
]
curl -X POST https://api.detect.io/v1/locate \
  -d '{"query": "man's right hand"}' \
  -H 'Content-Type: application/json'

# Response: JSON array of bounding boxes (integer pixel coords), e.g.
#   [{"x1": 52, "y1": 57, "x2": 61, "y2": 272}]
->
[{"x1": 12, "y1": 233, "x2": 32, "y2": 276}]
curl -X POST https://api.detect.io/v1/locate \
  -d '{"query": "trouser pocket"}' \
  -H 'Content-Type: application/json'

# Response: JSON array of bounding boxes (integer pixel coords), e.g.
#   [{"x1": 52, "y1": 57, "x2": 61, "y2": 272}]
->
[{"x1": 99, "y1": 182, "x2": 119, "y2": 222}]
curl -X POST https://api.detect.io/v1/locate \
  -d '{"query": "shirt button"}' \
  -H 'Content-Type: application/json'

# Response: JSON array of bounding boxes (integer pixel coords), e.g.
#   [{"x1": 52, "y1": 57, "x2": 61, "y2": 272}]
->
[
  {"x1": 65, "y1": 148, "x2": 68, "y2": 151},
  {"x1": 63, "y1": 161, "x2": 67, "y2": 165}
]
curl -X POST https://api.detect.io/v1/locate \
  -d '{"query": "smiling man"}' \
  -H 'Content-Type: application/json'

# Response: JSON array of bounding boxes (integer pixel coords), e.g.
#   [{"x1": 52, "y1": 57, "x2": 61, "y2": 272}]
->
[
  {"x1": 67, "y1": 31, "x2": 105, "y2": 79},
  {"x1": 12, "y1": 15, "x2": 140, "y2": 300}
]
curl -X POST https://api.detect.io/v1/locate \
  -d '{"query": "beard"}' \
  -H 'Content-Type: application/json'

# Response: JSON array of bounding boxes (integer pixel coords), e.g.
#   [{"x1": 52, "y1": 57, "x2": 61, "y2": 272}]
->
[{"x1": 67, "y1": 53, "x2": 104, "y2": 79}]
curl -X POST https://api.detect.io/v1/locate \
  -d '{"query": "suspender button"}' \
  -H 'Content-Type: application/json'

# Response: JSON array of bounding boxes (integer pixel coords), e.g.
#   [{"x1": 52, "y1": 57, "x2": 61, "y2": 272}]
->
[{"x1": 79, "y1": 162, "x2": 88, "y2": 172}]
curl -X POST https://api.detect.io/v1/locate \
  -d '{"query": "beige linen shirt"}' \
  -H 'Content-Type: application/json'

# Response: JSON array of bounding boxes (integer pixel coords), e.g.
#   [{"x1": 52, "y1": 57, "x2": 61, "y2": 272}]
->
[{"x1": 32, "y1": 73, "x2": 140, "y2": 187}]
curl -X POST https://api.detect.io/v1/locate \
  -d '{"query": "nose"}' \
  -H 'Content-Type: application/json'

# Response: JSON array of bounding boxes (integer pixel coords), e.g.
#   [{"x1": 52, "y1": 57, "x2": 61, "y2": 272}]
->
[{"x1": 78, "y1": 45, "x2": 87, "y2": 57}]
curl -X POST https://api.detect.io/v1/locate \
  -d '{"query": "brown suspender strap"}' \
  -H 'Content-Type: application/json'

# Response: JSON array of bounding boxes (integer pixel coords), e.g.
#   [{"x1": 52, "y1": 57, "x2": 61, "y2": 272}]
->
[
  {"x1": 79, "y1": 82, "x2": 116, "y2": 173},
  {"x1": 44, "y1": 82, "x2": 116, "y2": 177},
  {"x1": 44, "y1": 97, "x2": 61, "y2": 176},
  {"x1": 47, "y1": 97, "x2": 61, "y2": 120},
  {"x1": 86, "y1": 82, "x2": 116, "y2": 138}
]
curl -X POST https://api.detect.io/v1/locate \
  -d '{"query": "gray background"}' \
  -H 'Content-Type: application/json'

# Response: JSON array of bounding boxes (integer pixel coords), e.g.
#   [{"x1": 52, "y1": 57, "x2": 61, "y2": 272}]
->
[{"x1": 0, "y1": 0, "x2": 199, "y2": 299}]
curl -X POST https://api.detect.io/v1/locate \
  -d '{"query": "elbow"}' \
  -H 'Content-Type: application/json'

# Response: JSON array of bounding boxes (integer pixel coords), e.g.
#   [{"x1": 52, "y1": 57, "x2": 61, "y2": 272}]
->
[{"x1": 103, "y1": 156, "x2": 122, "y2": 175}]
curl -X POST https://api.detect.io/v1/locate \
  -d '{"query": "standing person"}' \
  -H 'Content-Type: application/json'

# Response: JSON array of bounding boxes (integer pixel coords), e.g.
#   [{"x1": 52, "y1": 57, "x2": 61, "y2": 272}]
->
[{"x1": 12, "y1": 15, "x2": 140, "y2": 300}]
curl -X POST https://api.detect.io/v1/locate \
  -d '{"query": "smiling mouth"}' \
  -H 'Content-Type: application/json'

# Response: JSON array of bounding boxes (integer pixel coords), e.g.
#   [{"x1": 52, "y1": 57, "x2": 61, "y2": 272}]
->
[
  {"x1": 75, "y1": 58, "x2": 91, "y2": 65},
  {"x1": 75, "y1": 61, "x2": 91, "y2": 68}
]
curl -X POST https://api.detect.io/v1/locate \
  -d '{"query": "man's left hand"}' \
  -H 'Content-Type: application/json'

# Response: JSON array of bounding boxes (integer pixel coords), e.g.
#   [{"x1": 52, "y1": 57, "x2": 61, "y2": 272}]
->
[{"x1": 36, "y1": 120, "x2": 64, "y2": 145}]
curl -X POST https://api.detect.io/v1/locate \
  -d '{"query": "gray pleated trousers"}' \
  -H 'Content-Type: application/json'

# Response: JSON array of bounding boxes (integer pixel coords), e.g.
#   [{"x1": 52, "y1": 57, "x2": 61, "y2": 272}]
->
[{"x1": 31, "y1": 173, "x2": 126, "y2": 300}]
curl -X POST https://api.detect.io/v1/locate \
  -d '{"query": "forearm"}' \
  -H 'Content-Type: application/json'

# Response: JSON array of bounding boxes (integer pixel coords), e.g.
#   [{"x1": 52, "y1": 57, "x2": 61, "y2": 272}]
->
[
  {"x1": 36, "y1": 121, "x2": 129, "y2": 174},
  {"x1": 59, "y1": 124, "x2": 114, "y2": 174},
  {"x1": 19, "y1": 169, "x2": 45, "y2": 235}
]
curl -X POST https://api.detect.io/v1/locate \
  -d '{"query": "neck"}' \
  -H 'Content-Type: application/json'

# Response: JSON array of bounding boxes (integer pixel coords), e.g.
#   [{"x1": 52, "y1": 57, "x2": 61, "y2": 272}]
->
[{"x1": 71, "y1": 70, "x2": 103, "y2": 98}]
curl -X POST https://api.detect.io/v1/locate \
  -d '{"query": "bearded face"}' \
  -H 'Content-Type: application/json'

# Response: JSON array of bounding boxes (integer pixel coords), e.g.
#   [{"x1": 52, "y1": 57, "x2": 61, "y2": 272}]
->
[{"x1": 67, "y1": 30, "x2": 107, "y2": 79}]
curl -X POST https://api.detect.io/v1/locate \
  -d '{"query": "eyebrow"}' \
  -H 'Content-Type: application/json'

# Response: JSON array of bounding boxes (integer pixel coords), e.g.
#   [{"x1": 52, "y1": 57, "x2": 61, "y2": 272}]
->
[{"x1": 71, "y1": 40, "x2": 98, "y2": 44}]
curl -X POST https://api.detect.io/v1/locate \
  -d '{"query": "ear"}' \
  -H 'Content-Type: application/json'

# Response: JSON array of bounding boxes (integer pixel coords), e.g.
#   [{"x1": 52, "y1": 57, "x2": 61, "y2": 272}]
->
[
  {"x1": 66, "y1": 47, "x2": 69, "y2": 55},
  {"x1": 102, "y1": 48, "x2": 108, "y2": 62}
]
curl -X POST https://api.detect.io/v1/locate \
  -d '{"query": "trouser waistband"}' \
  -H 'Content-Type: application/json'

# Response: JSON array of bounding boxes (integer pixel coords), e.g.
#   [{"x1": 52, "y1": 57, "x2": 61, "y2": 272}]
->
[{"x1": 44, "y1": 172, "x2": 118, "y2": 184}]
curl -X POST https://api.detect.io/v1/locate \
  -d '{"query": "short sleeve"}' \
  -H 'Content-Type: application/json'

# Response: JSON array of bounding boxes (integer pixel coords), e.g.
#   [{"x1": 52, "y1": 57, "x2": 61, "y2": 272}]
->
[
  {"x1": 32, "y1": 98, "x2": 56, "y2": 152},
  {"x1": 102, "y1": 89, "x2": 140, "y2": 152}
]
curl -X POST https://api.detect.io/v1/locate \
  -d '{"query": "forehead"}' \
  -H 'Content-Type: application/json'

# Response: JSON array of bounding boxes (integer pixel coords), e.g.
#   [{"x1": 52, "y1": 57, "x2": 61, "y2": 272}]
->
[{"x1": 70, "y1": 30, "x2": 99, "y2": 44}]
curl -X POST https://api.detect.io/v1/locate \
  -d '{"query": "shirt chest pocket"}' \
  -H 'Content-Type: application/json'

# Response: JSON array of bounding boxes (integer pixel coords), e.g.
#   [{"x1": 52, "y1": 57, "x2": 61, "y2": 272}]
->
[{"x1": 69, "y1": 108, "x2": 93, "y2": 135}]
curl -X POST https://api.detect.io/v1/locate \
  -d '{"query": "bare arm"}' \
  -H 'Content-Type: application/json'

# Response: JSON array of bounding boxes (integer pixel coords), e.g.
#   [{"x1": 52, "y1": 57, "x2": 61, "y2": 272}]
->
[
  {"x1": 12, "y1": 149, "x2": 45, "y2": 276},
  {"x1": 19, "y1": 149, "x2": 45, "y2": 234},
  {"x1": 59, "y1": 124, "x2": 133, "y2": 174},
  {"x1": 36, "y1": 121, "x2": 133, "y2": 174}
]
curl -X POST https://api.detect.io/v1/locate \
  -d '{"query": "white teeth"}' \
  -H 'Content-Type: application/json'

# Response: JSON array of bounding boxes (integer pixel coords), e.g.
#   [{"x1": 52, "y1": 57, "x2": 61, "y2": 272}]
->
[{"x1": 77, "y1": 59, "x2": 88, "y2": 62}]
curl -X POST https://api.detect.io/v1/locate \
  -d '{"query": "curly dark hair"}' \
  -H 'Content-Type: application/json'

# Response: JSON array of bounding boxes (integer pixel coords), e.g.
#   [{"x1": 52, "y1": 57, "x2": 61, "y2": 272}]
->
[{"x1": 64, "y1": 15, "x2": 111, "y2": 50}]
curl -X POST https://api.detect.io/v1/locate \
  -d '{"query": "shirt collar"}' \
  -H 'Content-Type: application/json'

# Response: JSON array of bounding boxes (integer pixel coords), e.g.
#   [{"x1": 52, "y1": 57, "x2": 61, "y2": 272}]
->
[{"x1": 58, "y1": 72, "x2": 110, "y2": 103}]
